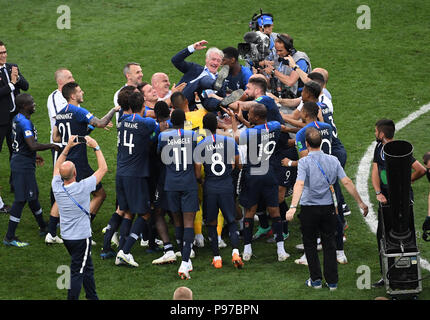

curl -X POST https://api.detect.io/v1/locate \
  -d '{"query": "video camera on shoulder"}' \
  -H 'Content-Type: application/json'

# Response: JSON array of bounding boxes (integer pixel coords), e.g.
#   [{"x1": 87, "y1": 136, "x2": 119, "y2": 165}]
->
[{"x1": 237, "y1": 9, "x2": 273, "y2": 67}]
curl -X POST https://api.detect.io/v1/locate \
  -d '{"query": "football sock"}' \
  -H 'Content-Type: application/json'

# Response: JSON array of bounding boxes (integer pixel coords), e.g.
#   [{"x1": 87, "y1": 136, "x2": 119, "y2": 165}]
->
[
  {"x1": 243, "y1": 217, "x2": 254, "y2": 245},
  {"x1": 123, "y1": 216, "x2": 147, "y2": 254},
  {"x1": 118, "y1": 217, "x2": 132, "y2": 250},
  {"x1": 0, "y1": 196, "x2": 4, "y2": 208},
  {"x1": 182, "y1": 227, "x2": 194, "y2": 262},
  {"x1": 271, "y1": 216, "x2": 283, "y2": 243},
  {"x1": 6, "y1": 201, "x2": 25, "y2": 240},
  {"x1": 29, "y1": 200, "x2": 45, "y2": 229},
  {"x1": 279, "y1": 201, "x2": 289, "y2": 234},
  {"x1": 103, "y1": 212, "x2": 122, "y2": 251},
  {"x1": 207, "y1": 225, "x2": 219, "y2": 257},
  {"x1": 227, "y1": 221, "x2": 239, "y2": 249},
  {"x1": 257, "y1": 211, "x2": 269, "y2": 229},
  {"x1": 48, "y1": 215, "x2": 60, "y2": 237},
  {"x1": 163, "y1": 242, "x2": 174, "y2": 253},
  {"x1": 175, "y1": 226, "x2": 184, "y2": 252}
]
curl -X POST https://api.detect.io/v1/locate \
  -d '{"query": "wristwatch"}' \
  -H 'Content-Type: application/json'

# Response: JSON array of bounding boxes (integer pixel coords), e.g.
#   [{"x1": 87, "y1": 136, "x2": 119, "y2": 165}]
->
[
  {"x1": 93, "y1": 145, "x2": 101, "y2": 151},
  {"x1": 290, "y1": 205, "x2": 297, "y2": 209},
  {"x1": 375, "y1": 191, "x2": 382, "y2": 195},
  {"x1": 288, "y1": 160, "x2": 293, "y2": 167},
  {"x1": 292, "y1": 65, "x2": 298, "y2": 71}
]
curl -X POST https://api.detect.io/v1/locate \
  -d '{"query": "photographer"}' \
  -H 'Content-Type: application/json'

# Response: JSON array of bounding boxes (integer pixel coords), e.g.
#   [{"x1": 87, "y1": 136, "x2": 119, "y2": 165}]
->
[{"x1": 261, "y1": 33, "x2": 311, "y2": 98}]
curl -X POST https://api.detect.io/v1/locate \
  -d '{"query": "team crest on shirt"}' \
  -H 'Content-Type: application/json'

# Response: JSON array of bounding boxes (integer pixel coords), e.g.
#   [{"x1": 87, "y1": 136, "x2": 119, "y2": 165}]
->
[{"x1": 255, "y1": 97, "x2": 263, "y2": 102}]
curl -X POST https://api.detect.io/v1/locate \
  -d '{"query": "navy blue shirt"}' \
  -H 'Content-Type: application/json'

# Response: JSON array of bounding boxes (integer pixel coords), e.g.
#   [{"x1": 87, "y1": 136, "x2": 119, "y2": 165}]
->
[
  {"x1": 240, "y1": 121, "x2": 280, "y2": 175},
  {"x1": 158, "y1": 128, "x2": 198, "y2": 191},
  {"x1": 10, "y1": 113, "x2": 37, "y2": 172},
  {"x1": 317, "y1": 101, "x2": 345, "y2": 157},
  {"x1": 55, "y1": 104, "x2": 94, "y2": 165},
  {"x1": 296, "y1": 121, "x2": 333, "y2": 155},
  {"x1": 254, "y1": 95, "x2": 292, "y2": 152},
  {"x1": 196, "y1": 134, "x2": 239, "y2": 194},
  {"x1": 117, "y1": 113, "x2": 156, "y2": 177}
]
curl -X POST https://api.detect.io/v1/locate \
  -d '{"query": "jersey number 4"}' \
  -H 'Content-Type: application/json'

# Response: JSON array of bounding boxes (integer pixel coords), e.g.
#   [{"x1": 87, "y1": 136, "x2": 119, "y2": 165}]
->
[{"x1": 118, "y1": 130, "x2": 135, "y2": 155}]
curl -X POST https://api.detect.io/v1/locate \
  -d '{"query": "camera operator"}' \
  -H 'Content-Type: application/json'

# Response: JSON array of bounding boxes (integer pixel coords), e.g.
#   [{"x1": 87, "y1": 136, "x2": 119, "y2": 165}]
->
[
  {"x1": 260, "y1": 33, "x2": 311, "y2": 98},
  {"x1": 257, "y1": 14, "x2": 278, "y2": 57}
]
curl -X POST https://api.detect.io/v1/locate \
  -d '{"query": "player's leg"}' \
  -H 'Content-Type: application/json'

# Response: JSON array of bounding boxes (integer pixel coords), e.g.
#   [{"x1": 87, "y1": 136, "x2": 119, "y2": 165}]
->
[
  {"x1": 204, "y1": 193, "x2": 221, "y2": 268},
  {"x1": 4, "y1": 200, "x2": 27, "y2": 246},
  {"x1": 117, "y1": 177, "x2": 152, "y2": 267},
  {"x1": 89, "y1": 186, "x2": 106, "y2": 222},
  {"x1": 278, "y1": 186, "x2": 289, "y2": 238},
  {"x1": 265, "y1": 178, "x2": 289, "y2": 261},
  {"x1": 101, "y1": 205, "x2": 124, "y2": 259},
  {"x1": 28, "y1": 198, "x2": 47, "y2": 236},
  {"x1": 193, "y1": 183, "x2": 205, "y2": 248},
  {"x1": 218, "y1": 193, "x2": 243, "y2": 268},
  {"x1": 178, "y1": 190, "x2": 199, "y2": 279},
  {"x1": 216, "y1": 211, "x2": 226, "y2": 248}
]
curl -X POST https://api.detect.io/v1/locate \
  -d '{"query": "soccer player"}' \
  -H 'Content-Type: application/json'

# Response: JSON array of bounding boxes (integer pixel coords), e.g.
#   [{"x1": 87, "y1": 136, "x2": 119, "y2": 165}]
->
[
  {"x1": 51, "y1": 82, "x2": 120, "y2": 234},
  {"x1": 100, "y1": 85, "x2": 137, "y2": 259},
  {"x1": 234, "y1": 103, "x2": 290, "y2": 262},
  {"x1": 158, "y1": 109, "x2": 199, "y2": 280},
  {"x1": 3, "y1": 93, "x2": 60, "y2": 247},
  {"x1": 151, "y1": 101, "x2": 179, "y2": 265},
  {"x1": 171, "y1": 91, "x2": 227, "y2": 248},
  {"x1": 195, "y1": 113, "x2": 244, "y2": 269},
  {"x1": 231, "y1": 76, "x2": 298, "y2": 242},
  {"x1": 114, "y1": 92, "x2": 157, "y2": 267}
]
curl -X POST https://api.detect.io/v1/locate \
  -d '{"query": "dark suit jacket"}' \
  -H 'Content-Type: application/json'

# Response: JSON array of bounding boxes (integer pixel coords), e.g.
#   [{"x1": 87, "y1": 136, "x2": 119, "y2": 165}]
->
[{"x1": 0, "y1": 63, "x2": 29, "y2": 126}]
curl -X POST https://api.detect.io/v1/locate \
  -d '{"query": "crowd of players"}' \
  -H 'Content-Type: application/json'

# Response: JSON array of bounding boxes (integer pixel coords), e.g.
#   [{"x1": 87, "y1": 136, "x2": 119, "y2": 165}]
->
[{"x1": 5, "y1": 14, "x2": 428, "y2": 287}]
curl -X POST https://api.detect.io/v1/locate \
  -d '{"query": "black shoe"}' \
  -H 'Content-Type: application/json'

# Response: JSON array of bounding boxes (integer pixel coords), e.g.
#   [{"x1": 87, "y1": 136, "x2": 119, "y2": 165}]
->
[
  {"x1": 214, "y1": 65, "x2": 230, "y2": 91},
  {"x1": 220, "y1": 89, "x2": 244, "y2": 107},
  {"x1": 39, "y1": 225, "x2": 48, "y2": 237},
  {"x1": 342, "y1": 203, "x2": 351, "y2": 216},
  {"x1": 0, "y1": 204, "x2": 11, "y2": 214},
  {"x1": 372, "y1": 278, "x2": 385, "y2": 288}
]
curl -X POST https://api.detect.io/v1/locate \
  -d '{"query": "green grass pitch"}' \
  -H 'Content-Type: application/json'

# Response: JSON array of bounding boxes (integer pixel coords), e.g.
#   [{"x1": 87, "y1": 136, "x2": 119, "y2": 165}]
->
[{"x1": 0, "y1": 0, "x2": 429, "y2": 300}]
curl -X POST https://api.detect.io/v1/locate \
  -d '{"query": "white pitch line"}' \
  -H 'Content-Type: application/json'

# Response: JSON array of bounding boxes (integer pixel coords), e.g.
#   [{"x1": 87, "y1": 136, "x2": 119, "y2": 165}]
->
[{"x1": 356, "y1": 102, "x2": 430, "y2": 271}]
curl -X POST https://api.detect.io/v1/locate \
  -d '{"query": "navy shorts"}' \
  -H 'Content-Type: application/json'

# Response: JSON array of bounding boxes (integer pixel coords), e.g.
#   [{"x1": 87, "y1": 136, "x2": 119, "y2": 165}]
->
[
  {"x1": 239, "y1": 170, "x2": 278, "y2": 209},
  {"x1": 11, "y1": 170, "x2": 39, "y2": 202},
  {"x1": 116, "y1": 175, "x2": 151, "y2": 214},
  {"x1": 75, "y1": 161, "x2": 102, "y2": 192},
  {"x1": 203, "y1": 192, "x2": 236, "y2": 224},
  {"x1": 273, "y1": 150, "x2": 298, "y2": 188},
  {"x1": 166, "y1": 190, "x2": 199, "y2": 213}
]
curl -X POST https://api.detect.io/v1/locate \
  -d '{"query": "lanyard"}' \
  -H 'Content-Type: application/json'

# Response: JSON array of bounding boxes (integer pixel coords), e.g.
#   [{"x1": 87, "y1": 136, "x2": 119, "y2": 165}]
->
[
  {"x1": 309, "y1": 156, "x2": 339, "y2": 214},
  {"x1": 62, "y1": 184, "x2": 90, "y2": 217}
]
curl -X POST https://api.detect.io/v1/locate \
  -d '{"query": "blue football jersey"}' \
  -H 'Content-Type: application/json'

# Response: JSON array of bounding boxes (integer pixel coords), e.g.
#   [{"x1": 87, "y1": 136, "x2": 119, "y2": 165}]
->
[
  {"x1": 317, "y1": 101, "x2": 345, "y2": 157},
  {"x1": 116, "y1": 113, "x2": 156, "y2": 177},
  {"x1": 158, "y1": 129, "x2": 198, "y2": 191},
  {"x1": 55, "y1": 104, "x2": 94, "y2": 164},
  {"x1": 197, "y1": 134, "x2": 239, "y2": 193},
  {"x1": 10, "y1": 113, "x2": 37, "y2": 171},
  {"x1": 254, "y1": 95, "x2": 292, "y2": 151},
  {"x1": 296, "y1": 121, "x2": 333, "y2": 155},
  {"x1": 240, "y1": 121, "x2": 280, "y2": 174}
]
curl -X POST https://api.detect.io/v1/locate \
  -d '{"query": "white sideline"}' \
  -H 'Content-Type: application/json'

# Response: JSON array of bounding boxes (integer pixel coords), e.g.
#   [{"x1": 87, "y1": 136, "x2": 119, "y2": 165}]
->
[{"x1": 355, "y1": 102, "x2": 430, "y2": 271}]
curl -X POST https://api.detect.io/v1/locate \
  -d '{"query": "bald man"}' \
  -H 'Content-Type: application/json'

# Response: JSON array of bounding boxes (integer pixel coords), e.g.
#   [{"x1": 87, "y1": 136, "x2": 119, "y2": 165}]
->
[
  {"x1": 151, "y1": 72, "x2": 171, "y2": 101},
  {"x1": 52, "y1": 135, "x2": 107, "y2": 300},
  {"x1": 173, "y1": 286, "x2": 193, "y2": 300}
]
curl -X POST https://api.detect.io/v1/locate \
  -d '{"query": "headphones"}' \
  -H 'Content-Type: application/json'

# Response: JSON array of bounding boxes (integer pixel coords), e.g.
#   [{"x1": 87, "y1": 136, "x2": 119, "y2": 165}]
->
[{"x1": 276, "y1": 34, "x2": 294, "y2": 54}]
